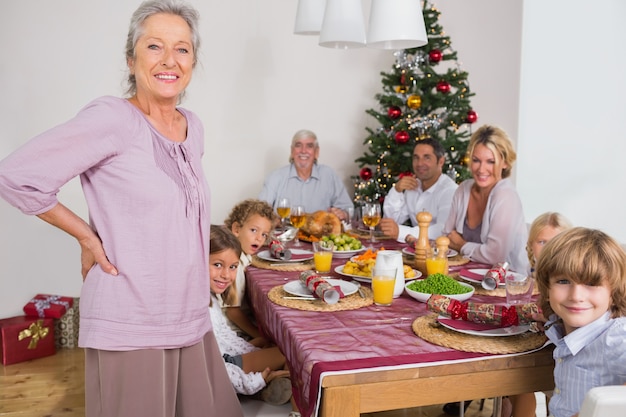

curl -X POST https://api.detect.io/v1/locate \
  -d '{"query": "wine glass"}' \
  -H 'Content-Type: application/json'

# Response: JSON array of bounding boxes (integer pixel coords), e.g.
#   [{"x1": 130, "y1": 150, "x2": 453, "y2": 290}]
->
[
  {"x1": 362, "y1": 202, "x2": 381, "y2": 247},
  {"x1": 276, "y1": 197, "x2": 290, "y2": 230},
  {"x1": 289, "y1": 205, "x2": 306, "y2": 248}
]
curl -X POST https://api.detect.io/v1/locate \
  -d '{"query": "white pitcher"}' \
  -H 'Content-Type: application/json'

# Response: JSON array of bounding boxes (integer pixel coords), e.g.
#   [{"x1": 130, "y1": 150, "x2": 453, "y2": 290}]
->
[{"x1": 374, "y1": 250, "x2": 405, "y2": 298}]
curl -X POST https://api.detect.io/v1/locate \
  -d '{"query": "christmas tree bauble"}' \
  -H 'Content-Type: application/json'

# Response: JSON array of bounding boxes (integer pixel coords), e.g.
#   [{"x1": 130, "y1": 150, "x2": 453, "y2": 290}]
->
[
  {"x1": 436, "y1": 81, "x2": 451, "y2": 94},
  {"x1": 395, "y1": 85, "x2": 408, "y2": 94},
  {"x1": 394, "y1": 131, "x2": 410, "y2": 144},
  {"x1": 407, "y1": 95, "x2": 422, "y2": 109},
  {"x1": 360, "y1": 167, "x2": 373, "y2": 181},
  {"x1": 429, "y1": 49, "x2": 442, "y2": 63},
  {"x1": 466, "y1": 110, "x2": 478, "y2": 123},
  {"x1": 460, "y1": 154, "x2": 470, "y2": 167},
  {"x1": 387, "y1": 106, "x2": 402, "y2": 119}
]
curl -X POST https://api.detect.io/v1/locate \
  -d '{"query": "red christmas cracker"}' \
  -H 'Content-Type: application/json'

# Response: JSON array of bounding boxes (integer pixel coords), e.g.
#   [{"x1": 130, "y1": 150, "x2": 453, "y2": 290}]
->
[
  {"x1": 299, "y1": 271, "x2": 344, "y2": 304},
  {"x1": 427, "y1": 295, "x2": 537, "y2": 327},
  {"x1": 269, "y1": 239, "x2": 292, "y2": 260}
]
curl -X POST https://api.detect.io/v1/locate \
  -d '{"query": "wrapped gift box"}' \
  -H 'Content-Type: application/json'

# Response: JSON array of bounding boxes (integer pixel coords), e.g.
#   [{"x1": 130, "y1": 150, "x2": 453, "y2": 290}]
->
[
  {"x1": 54, "y1": 297, "x2": 80, "y2": 349},
  {"x1": 23, "y1": 294, "x2": 74, "y2": 319},
  {"x1": 1, "y1": 316, "x2": 56, "y2": 366}
]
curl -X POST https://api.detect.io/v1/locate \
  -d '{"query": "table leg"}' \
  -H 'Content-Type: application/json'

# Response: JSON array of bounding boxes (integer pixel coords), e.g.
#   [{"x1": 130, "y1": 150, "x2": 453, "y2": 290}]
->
[{"x1": 321, "y1": 386, "x2": 360, "y2": 417}]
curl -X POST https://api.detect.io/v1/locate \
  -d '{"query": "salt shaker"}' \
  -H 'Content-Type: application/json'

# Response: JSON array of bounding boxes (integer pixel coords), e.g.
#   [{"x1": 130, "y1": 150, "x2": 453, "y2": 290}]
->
[{"x1": 482, "y1": 261, "x2": 509, "y2": 290}]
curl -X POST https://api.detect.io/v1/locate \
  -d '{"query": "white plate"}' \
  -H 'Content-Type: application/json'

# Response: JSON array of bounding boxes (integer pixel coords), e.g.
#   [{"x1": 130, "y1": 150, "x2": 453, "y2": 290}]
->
[
  {"x1": 332, "y1": 247, "x2": 366, "y2": 258},
  {"x1": 334, "y1": 265, "x2": 422, "y2": 283},
  {"x1": 437, "y1": 315, "x2": 531, "y2": 337},
  {"x1": 458, "y1": 268, "x2": 525, "y2": 288},
  {"x1": 401, "y1": 247, "x2": 458, "y2": 258},
  {"x1": 256, "y1": 249, "x2": 313, "y2": 263},
  {"x1": 283, "y1": 278, "x2": 359, "y2": 297}
]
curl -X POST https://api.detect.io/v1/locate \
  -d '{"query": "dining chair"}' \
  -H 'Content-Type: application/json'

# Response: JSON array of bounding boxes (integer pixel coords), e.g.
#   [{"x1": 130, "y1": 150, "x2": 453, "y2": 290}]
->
[{"x1": 578, "y1": 385, "x2": 626, "y2": 417}]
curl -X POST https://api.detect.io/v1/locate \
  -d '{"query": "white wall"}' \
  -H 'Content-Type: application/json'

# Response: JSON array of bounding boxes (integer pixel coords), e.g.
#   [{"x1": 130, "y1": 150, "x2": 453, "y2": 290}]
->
[
  {"x1": 517, "y1": 0, "x2": 626, "y2": 239},
  {"x1": 2, "y1": 0, "x2": 620, "y2": 318}
]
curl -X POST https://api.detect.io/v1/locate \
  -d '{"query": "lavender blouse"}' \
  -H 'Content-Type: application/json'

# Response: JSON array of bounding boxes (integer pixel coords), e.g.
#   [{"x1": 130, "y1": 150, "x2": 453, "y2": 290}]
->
[{"x1": 0, "y1": 96, "x2": 212, "y2": 350}]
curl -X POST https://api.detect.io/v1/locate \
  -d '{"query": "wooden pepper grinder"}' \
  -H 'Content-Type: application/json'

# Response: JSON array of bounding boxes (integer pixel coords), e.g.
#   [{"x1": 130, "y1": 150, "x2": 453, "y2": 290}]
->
[
  {"x1": 435, "y1": 235, "x2": 450, "y2": 275},
  {"x1": 414, "y1": 211, "x2": 432, "y2": 275}
]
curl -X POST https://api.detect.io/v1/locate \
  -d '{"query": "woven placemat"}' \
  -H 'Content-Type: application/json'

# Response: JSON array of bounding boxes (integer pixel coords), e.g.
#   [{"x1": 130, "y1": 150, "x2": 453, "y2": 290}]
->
[
  {"x1": 268, "y1": 285, "x2": 373, "y2": 311},
  {"x1": 412, "y1": 313, "x2": 547, "y2": 354},
  {"x1": 251, "y1": 256, "x2": 314, "y2": 271},
  {"x1": 448, "y1": 255, "x2": 470, "y2": 267}
]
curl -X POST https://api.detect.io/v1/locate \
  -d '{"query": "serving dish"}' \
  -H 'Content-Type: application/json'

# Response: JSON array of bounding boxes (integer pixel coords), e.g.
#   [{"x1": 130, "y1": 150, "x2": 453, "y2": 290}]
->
[{"x1": 404, "y1": 280, "x2": 474, "y2": 303}]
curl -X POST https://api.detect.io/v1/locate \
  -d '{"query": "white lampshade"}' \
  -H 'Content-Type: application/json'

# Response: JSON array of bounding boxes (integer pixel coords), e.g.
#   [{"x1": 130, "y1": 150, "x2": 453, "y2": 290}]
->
[
  {"x1": 294, "y1": 0, "x2": 326, "y2": 35},
  {"x1": 319, "y1": 0, "x2": 366, "y2": 49},
  {"x1": 367, "y1": 0, "x2": 428, "y2": 49}
]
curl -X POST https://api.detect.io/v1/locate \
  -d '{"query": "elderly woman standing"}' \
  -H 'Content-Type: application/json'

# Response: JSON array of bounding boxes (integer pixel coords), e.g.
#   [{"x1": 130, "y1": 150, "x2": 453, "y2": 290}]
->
[
  {"x1": 442, "y1": 125, "x2": 529, "y2": 274},
  {"x1": 0, "y1": 1, "x2": 242, "y2": 417}
]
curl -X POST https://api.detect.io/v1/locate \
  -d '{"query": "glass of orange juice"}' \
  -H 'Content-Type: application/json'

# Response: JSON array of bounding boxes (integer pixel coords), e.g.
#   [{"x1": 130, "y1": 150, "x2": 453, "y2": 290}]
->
[
  {"x1": 371, "y1": 267, "x2": 397, "y2": 306},
  {"x1": 312, "y1": 240, "x2": 334, "y2": 274},
  {"x1": 426, "y1": 256, "x2": 447, "y2": 276}
]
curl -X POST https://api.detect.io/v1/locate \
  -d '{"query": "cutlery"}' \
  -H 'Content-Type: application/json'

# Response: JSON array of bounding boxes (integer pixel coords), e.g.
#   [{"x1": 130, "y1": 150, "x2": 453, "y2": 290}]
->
[
  {"x1": 351, "y1": 279, "x2": 366, "y2": 298},
  {"x1": 282, "y1": 296, "x2": 316, "y2": 300}
]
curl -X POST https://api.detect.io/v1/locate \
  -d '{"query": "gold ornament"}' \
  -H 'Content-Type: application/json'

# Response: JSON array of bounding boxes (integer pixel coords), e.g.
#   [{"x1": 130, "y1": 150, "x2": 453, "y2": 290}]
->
[
  {"x1": 395, "y1": 85, "x2": 408, "y2": 94},
  {"x1": 407, "y1": 95, "x2": 422, "y2": 109},
  {"x1": 460, "y1": 154, "x2": 470, "y2": 166}
]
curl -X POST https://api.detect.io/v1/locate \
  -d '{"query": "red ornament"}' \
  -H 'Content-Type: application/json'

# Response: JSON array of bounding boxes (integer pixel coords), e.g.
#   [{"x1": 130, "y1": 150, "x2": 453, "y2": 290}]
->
[
  {"x1": 466, "y1": 110, "x2": 478, "y2": 124},
  {"x1": 429, "y1": 49, "x2": 442, "y2": 63},
  {"x1": 360, "y1": 167, "x2": 373, "y2": 181},
  {"x1": 387, "y1": 106, "x2": 402, "y2": 120},
  {"x1": 400, "y1": 73, "x2": 406, "y2": 85},
  {"x1": 436, "y1": 81, "x2": 451, "y2": 94},
  {"x1": 398, "y1": 171, "x2": 413, "y2": 179},
  {"x1": 394, "y1": 131, "x2": 410, "y2": 144}
]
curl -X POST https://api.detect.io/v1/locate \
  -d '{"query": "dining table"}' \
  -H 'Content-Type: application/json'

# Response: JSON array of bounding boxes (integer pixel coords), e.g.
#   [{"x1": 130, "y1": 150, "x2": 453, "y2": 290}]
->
[{"x1": 246, "y1": 236, "x2": 554, "y2": 417}]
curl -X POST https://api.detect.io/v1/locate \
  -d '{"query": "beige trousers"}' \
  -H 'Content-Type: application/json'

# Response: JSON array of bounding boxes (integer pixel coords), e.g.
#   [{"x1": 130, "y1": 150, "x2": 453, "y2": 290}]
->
[{"x1": 85, "y1": 331, "x2": 243, "y2": 417}]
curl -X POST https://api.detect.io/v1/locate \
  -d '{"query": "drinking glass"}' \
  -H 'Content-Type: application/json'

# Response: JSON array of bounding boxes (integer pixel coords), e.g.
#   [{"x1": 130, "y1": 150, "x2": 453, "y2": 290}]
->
[
  {"x1": 505, "y1": 275, "x2": 534, "y2": 305},
  {"x1": 276, "y1": 197, "x2": 290, "y2": 229},
  {"x1": 289, "y1": 205, "x2": 306, "y2": 248},
  {"x1": 362, "y1": 202, "x2": 381, "y2": 246},
  {"x1": 312, "y1": 240, "x2": 334, "y2": 274},
  {"x1": 371, "y1": 267, "x2": 397, "y2": 306}
]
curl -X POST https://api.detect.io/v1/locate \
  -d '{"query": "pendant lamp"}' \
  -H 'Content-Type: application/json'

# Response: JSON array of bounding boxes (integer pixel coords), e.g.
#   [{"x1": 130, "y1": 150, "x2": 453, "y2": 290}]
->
[
  {"x1": 294, "y1": 0, "x2": 325, "y2": 35},
  {"x1": 319, "y1": 0, "x2": 366, "y2": 49},
  {"x1": 367, "y1": 0, "x2": 428, "y2": 49}
]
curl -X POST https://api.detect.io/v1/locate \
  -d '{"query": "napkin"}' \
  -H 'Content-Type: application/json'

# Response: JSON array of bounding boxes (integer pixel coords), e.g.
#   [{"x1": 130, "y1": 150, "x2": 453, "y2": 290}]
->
[
  {"x1": 438, "y1": 318, "x2": 501, "y2": 332},
  {"x1": 269, "y1": 239, "x2": 292, "y2": 260},
  {"x1": 290, "y1": 252, "x2": 313, "y2": 260},
  {"x1": 299, "y1": 271, "x2": 344, "y2": 304},
  {"x1": 459, "y1": 268, "x2": 485, "y2": 281}
]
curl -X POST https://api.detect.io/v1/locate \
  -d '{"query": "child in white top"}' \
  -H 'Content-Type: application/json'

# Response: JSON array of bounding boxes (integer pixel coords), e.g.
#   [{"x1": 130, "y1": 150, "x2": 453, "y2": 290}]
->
[{"x1": 209, "y1": 225, "x2": 291, "y2": 402}]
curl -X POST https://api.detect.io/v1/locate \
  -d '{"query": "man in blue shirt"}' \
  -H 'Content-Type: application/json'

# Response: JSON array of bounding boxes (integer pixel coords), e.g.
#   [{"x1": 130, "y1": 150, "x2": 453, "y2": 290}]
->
[{"x1": 259, "y1": 129, "x2": 353, "y2": 221}]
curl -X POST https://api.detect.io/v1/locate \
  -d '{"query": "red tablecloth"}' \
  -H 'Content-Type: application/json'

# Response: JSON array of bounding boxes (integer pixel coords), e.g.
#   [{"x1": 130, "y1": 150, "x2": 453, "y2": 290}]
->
[{"x1": 246, "y1": 240, "x2": 497, "y2": 417}]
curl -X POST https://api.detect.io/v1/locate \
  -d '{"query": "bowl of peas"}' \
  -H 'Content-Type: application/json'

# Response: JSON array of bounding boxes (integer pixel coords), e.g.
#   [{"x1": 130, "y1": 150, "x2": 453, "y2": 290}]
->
[{"x1": 405, "y1": 273, "x2": 474, "y2": 303}]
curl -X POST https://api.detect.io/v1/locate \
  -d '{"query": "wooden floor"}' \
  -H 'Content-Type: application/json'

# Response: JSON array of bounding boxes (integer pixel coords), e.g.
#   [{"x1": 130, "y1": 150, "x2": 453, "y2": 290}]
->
[
  {"x1": 0, "y1": 349, "x2": 495, "y2": 417},
  {"x1": 0, "y1": 349, "x2": 85, "y2": 417}
]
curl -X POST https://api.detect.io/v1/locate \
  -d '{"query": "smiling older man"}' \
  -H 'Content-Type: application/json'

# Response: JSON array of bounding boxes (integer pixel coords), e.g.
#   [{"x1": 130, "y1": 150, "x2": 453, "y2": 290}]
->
[{"x1": 258, "y1": 129, "x2": 353, "y2": 221}]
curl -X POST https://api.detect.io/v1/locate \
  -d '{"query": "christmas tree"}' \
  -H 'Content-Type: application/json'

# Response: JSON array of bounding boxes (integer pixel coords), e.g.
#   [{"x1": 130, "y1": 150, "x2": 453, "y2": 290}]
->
[{"x1": 353, "y1": 0, "x2": 477, "y2": 207}]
